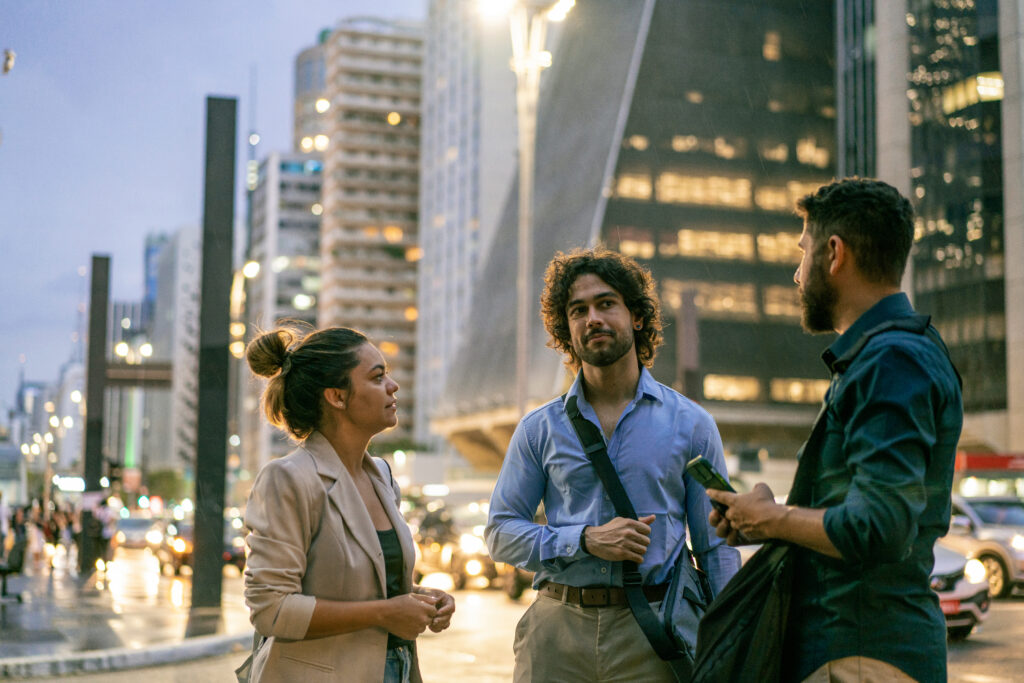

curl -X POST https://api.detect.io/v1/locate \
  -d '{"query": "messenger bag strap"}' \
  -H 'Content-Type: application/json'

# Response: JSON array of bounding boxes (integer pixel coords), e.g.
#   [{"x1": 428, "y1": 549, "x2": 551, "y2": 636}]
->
[{"x1": 564, "y1": 395, "x2": 690, "y2": 680}]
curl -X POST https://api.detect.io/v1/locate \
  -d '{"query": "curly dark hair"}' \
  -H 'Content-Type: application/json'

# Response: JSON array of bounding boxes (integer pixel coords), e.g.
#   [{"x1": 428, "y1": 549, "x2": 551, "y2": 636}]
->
[
  {"x1": 796, "y1": 177, "x2": 914, "y2": 287},
  {"x1": 245, "y1": 321, "x2": 367, "y2": 440},
  {"x1": 541, "y1": 246, "x2": 662, "y2": 370}
]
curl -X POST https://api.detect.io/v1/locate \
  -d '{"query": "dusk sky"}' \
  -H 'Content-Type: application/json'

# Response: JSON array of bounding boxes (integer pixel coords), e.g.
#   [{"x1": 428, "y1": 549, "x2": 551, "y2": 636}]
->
[{"x1": 0, "y1": 1, "x2": 423, "y2": 420}]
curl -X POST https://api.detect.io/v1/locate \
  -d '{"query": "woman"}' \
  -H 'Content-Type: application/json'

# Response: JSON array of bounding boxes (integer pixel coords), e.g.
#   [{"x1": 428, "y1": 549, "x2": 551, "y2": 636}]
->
[{"x1": 242, "y1": 324, "x2": 454, "y2": 682}]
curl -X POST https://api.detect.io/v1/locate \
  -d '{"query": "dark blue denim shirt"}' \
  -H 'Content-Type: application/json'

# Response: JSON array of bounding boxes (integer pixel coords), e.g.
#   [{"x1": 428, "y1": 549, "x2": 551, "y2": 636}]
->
[{"x1": 788, "y1": 293, "x2": 963, "y2": 682}]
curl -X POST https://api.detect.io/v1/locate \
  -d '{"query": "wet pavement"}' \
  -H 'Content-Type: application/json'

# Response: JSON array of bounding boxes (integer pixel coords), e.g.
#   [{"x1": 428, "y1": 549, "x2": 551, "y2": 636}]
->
[{"x1": 0, "y1": 546, "x2": 252, "y2": 677}]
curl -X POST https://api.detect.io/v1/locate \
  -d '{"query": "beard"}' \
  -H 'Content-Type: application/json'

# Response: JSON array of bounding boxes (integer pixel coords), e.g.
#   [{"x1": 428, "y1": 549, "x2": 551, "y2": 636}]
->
[
  {"x1": 800, "y1": 256, "x2": 838, "y2": 334},
  {"x1": 574, "y1": 328, "x2": 635, "y2": 367}
]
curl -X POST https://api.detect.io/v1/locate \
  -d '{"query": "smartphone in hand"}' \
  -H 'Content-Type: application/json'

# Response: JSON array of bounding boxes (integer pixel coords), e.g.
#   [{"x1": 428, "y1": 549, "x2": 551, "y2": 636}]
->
[{"x1": 685, "y1": 455, "x2": 734, "y2": 515}]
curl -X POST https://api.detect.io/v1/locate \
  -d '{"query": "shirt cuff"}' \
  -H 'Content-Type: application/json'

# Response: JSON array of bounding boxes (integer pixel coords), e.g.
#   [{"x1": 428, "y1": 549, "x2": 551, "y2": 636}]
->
[{"x1": 554, "y1": 524, "x2": 589, "y2": 562}]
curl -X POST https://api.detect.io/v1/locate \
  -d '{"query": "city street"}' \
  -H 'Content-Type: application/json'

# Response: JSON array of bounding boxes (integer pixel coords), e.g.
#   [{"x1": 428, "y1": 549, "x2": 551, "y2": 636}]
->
[{"x1": 12, "y1": 546, "x2": 1024, "y2": 683}]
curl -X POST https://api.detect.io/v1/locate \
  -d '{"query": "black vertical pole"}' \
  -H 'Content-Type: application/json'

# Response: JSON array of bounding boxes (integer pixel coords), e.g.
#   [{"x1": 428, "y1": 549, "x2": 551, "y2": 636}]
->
[
  {"x1": 191, "y1": 96, "x2": 236, "y2": 611},
  {"x1": 80, "y1": 255, "x2": 109, "y2": 576}
]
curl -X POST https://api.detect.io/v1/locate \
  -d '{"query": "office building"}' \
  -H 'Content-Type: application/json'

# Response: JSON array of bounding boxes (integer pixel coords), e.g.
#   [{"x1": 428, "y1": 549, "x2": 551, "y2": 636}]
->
[
  {"x1": 317, "y1": 17, "x2": 424, "y2": 449},
  {"x1": 434, "y1": 0, "x2": 837, "y2": 471}
]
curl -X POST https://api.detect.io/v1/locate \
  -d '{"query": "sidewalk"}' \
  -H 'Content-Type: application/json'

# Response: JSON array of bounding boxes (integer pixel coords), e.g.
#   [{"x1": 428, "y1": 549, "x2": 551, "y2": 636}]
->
[{"x1": 0, "y1": 549, "x2": 253, "y2": 679}]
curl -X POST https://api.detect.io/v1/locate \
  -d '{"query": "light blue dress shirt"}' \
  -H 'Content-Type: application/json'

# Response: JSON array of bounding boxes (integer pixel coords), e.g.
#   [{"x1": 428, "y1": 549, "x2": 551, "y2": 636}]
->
[{"x1": 485, "y1": 368, "x2": 740, "y2": 596}]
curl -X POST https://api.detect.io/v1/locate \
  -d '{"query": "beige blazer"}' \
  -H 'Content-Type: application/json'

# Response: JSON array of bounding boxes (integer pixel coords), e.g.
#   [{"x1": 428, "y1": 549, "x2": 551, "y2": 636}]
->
[{"x1": 244, "y1": 431, "x2": 422, "y2": 682}]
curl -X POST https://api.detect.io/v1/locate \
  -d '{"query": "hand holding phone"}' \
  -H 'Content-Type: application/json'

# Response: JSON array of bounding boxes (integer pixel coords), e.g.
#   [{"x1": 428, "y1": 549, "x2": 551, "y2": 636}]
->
[{"x1": 685, "y1": 455, "x2": 734, "y2": 515}]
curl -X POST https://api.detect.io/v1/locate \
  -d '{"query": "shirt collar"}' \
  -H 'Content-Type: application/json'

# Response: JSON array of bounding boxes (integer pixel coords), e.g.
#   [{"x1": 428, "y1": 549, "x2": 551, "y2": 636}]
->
[
  {"x1": 822, "y1": 292, "x2": 915, "y2": 372},
  {"x1": 565, "y1": 365, "x2": 664, "y2": 407}
]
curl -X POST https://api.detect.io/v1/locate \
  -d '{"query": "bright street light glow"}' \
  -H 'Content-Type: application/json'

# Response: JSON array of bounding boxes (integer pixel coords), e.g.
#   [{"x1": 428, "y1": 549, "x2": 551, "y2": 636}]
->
[
  {"x1": 315, "y1": 98, "x2": 331, "y2": 113},
  {"x1": 547, "y1": 0, "x2": 575, "y2": 21},
  {"x1": 229, "y1": 434, "x2": 241, "y2": 447},
  {"x1": 311, "y1": 203, "x2": 323, "y2": 216},
  {"x1": 115, "y1": 341, "x2": 130, "y2": 357},
  {"x1": 242, "y1": 261, "x2": 261, "y2": 278},
  {"x1": 44, "y1": 432, "x2": 53, "y2": 444},
  {"x1": 70, "y1": 389, "x2": 82, "y2": 403},
  {"x1": 293, "y1": 293, "x2": 314, "y2": 311},
  {"x1": 248, "y1": 133, "x2": 260, "y2": 146},
  {"x1": 63, "y1": 416, "x2": 74, "y2": 428},
  {"x1": 20, "y1": 444, "x2": 29, "y2": 455},
  {"x1": 313, "y1": 134, "x2": 329, "y2": 151},
  {"x1": 139, "y1": 342, "x2": 153, "y2": 357},
  {"x1": 300, "y1": 136, "x2": 314, "y2": 152},
  {"x1": 387, "y1": 111, "x2": 402, "y2": 126},
  {"x1": 477, "y1": 0, "x2": 517, "y2": 20},
  {"x1": 50, "y1": 415, "x2": 60, "y2": 428}
]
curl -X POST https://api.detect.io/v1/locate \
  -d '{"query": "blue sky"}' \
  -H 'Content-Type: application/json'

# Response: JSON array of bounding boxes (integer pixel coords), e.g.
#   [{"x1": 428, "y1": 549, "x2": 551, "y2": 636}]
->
[{"x1": 0, "y1": 1, "x2": 424, "y2": 421}]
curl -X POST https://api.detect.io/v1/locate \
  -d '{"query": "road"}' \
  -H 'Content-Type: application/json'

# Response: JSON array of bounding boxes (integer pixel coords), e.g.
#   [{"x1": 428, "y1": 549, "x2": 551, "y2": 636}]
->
[{"x1": 19, "y1": 547, "x2": 1024, "y2": 682}]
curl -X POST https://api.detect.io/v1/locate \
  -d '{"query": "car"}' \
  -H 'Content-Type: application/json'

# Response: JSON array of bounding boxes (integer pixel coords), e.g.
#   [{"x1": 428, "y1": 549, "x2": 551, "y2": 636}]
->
[
  {"x1": 931, "y1": 540, "x2": 990, "y2": 640},
  {"x1": 113, "y1": 516, "x2": 162, "y2": 550},
  {"x1": 153, "y1": 518, "x2": 247, "y2": 575},
  {"x1": 413, "y1": 500, "x2": 497, "y2": 589},
  {"x1": 940, "y1": 495, "x2": 1024, "y2": 598}
]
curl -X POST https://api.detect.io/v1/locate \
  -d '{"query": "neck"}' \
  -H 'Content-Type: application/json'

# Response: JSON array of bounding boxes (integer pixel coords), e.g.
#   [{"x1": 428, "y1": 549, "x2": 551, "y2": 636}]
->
[
  {"x1": 580, "y1": 353, "x2": 641, "y2": 406},
  {"x1": 318, "y1": 419, "x2": 371, "y2": 476},
  {"x1": 833, "y1": 284, "x2": 901, "y2": 335}
]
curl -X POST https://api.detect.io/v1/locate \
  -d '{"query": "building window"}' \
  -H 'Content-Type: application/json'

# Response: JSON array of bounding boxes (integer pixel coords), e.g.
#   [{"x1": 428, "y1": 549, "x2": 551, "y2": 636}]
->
[
  {"x1": 676, "y1": 229, "x2": 754, "y2": 261},
  {"x1": 758, "y1": 141, "x2": 789, "y2": 162},
  {"x1": 795, "y1": 137, "x2": 830, "y2": 168},
  {"x1": 757, "y1": 232, "x2": 801, "y2": 263},
  {"x1": 608, "y1": 227, "x2": 655, "y2": 259},
  {"x1": 763, "y1": 285, "x2": 801, "y2": 319},
  {"x1": 770, "y1": 378, "x2": 829, "y2": 403},
  {"x1": 662, "y1": 279, "x2": 758, "y2": 320},
  {"x1": 656, "y1": 173, "x2": 752, "y2": 209},
  {"x1": 763, "y1": 30, "x2": 782, "y2": 61},
  {"x1": 754, "y1": 180, "x2": 824, "y2": 213},
  {"x1": 615, "y1": 173, "x2": 653, "y2": 200},
  {"x1": 704, "y1": 375, "x2": 761, "y2": 401},
  {"x1": 624, "y1": 135, "x2": 650, "y2": 150}
]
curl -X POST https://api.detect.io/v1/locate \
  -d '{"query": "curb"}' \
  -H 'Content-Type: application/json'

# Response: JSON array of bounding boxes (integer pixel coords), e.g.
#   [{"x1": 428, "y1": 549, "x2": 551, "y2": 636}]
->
[{"x1": 0, "y1": 631, "x2": 254, "y2": 679}]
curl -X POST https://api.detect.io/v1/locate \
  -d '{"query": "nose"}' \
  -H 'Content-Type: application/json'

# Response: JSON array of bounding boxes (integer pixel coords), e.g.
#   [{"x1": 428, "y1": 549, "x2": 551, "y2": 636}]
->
[
  {"x1": 388, "y1": 377, "x2": 399, "y2": 394},
  {"x1": 586, "y1": 306, "x2": 602, "y2": 326},
  {"x1": 793, "y1": 265, "x2": 800, "y2": 286}
]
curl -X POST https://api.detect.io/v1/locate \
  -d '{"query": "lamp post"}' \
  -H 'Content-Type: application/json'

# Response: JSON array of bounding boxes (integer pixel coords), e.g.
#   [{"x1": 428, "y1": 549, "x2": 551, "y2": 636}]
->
[{"x1": 483, "y1": 0, "x2": 575, "y2": 418}]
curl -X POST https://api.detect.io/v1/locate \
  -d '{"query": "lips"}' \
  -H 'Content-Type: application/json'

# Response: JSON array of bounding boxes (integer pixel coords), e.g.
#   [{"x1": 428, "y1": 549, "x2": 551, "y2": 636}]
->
[{"x1": 586, "y1": 330, "x2": 613, "y2": 343}]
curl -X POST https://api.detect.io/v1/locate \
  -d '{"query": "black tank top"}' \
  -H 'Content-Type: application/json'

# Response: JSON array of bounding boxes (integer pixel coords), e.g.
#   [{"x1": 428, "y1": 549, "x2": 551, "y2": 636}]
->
[{"x1": 377, "y1": 528, "x2": 413, "y2": 649}]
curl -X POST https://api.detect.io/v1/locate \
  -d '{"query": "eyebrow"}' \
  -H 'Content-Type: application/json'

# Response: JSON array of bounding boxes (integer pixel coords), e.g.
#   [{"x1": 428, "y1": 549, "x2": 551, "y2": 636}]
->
[
  {"x1": 568, "y1": 290, "x2": 619, "y2": 309},
  {"x1": 370, "y1": 363, "x2": 387, "y2": 374}
]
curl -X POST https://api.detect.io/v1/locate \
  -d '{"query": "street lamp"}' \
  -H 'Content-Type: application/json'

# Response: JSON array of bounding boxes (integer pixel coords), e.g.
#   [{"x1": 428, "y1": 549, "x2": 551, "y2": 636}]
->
[{"x1": 482, "y1": 0, "x2": 575, "y2": 418}]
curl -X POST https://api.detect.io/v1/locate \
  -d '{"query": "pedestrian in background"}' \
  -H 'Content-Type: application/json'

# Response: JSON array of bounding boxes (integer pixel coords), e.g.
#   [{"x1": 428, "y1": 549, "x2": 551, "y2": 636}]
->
[
  {"x1": 0, "y1": 491, "x2": 9, "y2": 560},
  {"x1": 708, "y1": 178, "x2": 963, "y2": 682},
  {"x1": 242, "y1": 324, "x2": 454, "y2": 683},
  {"x1": 486, "y1": 248, "x2": 740, "y2": 682}
]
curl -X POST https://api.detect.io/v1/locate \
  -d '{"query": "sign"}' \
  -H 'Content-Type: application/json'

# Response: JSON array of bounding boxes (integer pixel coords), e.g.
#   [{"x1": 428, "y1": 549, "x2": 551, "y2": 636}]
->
[{"x1": 955, "y1": 452, "x2": 1024, "y2": 472}]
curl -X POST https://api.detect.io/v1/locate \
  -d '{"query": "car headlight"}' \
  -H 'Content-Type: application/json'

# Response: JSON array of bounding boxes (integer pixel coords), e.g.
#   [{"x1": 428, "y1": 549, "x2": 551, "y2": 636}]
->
[
  {"x1": 1011, "y1": 534, "x2": 1024, "y2": 552},
  {"x1": 459, "y1": 533, "x2": 485, "y2": 555},
  {"x1": 172, "y1": 538, "x2": 187, "y2": 554},
  {"x1": 116, "y1": 531, "x2": 126, "y2": 543},
  {"x1": 146, "y1": 530, "x2": 164, "y2": 545},
  {"x1": 964, "y1": 558, "x2": 987, "y2": 585}
]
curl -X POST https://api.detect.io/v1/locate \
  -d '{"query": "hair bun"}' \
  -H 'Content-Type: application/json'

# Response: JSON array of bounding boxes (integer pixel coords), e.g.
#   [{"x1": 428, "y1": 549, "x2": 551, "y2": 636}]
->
[{"x1": 245, "y1": 328, "x2": 297, "y2": 378}]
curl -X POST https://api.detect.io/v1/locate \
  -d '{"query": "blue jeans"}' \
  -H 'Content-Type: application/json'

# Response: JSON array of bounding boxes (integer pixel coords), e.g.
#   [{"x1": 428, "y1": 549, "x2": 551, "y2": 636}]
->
[{"x1": 384, "y1": 644, "x2": 413, "y2": 683}]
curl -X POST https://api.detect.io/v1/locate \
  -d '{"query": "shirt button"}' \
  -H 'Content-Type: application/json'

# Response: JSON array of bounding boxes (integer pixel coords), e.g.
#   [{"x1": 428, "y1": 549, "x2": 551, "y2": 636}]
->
[
  {"x1": 601, "y1": 566, "x2": 608, "y2": 574},
  {"x1": 566, "y1": 545, "x2": 572, "y2": 552}
]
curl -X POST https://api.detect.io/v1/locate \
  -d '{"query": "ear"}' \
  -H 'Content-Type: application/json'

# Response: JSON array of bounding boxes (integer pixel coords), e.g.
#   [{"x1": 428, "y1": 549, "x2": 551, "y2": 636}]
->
[
  {"x1": 827, "y1": 235, "x2": 847, "y2": 276},
  {"x1": 323, "y1": 387, "x2": 347, "y2": 410},
  {"x1": 632, "y1": 313, "x2": 643, "y2": 331}
]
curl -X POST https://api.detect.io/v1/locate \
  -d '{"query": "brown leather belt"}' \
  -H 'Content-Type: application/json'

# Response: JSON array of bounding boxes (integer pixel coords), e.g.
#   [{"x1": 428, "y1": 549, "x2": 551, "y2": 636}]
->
[{"x1": 538, "y1": 581, "x2": 668, "y2": 607}]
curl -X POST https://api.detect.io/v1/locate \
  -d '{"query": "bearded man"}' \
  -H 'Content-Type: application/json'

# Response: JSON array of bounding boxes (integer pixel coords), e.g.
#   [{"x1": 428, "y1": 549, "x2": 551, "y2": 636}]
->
[
  {"x1": 485, "y1": 247, "x2": 740, "y2": 682},
  {"x1": 708, "y1": 178, "x2": 963, "y2": 682}
]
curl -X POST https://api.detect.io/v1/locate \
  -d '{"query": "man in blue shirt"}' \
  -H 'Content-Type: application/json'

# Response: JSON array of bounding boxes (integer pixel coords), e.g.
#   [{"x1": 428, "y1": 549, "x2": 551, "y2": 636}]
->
[
  {"x1": 486, "y1": 247, "x2": 740, "y2": 682},
  {"x1": 708, "y1": 178, "x2": 963, "y2": 682}
]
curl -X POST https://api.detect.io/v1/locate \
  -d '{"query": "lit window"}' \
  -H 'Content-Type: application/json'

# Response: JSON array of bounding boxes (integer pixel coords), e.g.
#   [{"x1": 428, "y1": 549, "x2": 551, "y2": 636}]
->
[
  {"x1": 757, "y1": 232, "x2": 801, "y2": 263},
  {"x1": 311, "y1": 203, "x2": 323, "y2": 216},
  {"x1": 229, "y1": 341, "x2": 246, "y2": 359},
  {"x1": 671, "y1": 135, "x2": 700, "y2": 153},
  {"x1": 404, "y1": 307, "x2": 419, "y2": 321},
  {"x1": 763, "y1": 31, "x2": 781, "y2": 61},
  {"x1": 686, "y1": 91, "x2": 704, "y2": 104},
  {"x1": 704, "y1": 375, "x2": 760, "y2": 402},
  {"x1": 770, "y1": 378, "x2": 829, "y2": 403},
  {"x1": 795, "y1": 137, "x2": 829, "y2": 168},
  {"x1": 615, "y1": 173, "x2": 653, "y2": 200},
  {"x1": 383, "y1": 225, "x2": 404, "y2": 243},
  {"x1": 313, "y1": 135, "x2": 329, "y2": 151},
  {"x1": 387, "y1": 111, "x2": 402, "y2": 125},
  {"x1": 315, "y1": 98, "x2": 331, "y2": 113},
  {"x1": 763, "y1": 286, "x2": 801, "y2": 319},
  {"x1": 656, "y1": 173, "x2": 752, "y2": 209},
  {"x1": 676, "y1": 229, "x2": 754, "y2": 261},
  {"x1": 663, "y1": 279, "x2": 758, "y2": 320},
  {"x1": 759, "y1": 142, "x2": 788, "y2": 162},
  {"x1": 363, "y1": 226, "x2": 381, "y2": 238},
  {"x1": 300, "y1": 137, "x2": 314, "y2": 152},
  {"x1": 405, "y1": 246, "x2": 423, "y2": 262},
  {"x1": 754, "y1": 181, "x2": 823, "y2": 213},
  {"x1": 293, "y1": 294, "x2": 315, "y2": 311},
  {"x1": 625, "y1": 135, "x2": 649, "y2": 151}
]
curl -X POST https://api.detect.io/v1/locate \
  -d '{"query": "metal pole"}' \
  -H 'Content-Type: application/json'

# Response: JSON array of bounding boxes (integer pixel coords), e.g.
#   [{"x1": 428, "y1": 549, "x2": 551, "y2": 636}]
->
[
  {"x1": 81, "y1": 254, "x2": 110, "y2": 576},
  {"x1": 512, "y1": 6, "x2": 549, "y2": 419}
]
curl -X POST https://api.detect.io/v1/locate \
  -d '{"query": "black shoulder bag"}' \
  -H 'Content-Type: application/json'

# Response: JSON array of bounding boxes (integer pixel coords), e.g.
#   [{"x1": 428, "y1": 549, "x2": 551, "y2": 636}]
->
[
  {"x1": 690, "y1": 314, "x2": 962, "y2": 683},
  {"x1": 564, "y1": 395, "x2": 711, "y2": 683}
]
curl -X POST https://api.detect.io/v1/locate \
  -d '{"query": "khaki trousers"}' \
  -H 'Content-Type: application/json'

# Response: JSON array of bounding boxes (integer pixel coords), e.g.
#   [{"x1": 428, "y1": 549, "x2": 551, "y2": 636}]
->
[
  {"x1": 803, "y1": 656, "x2": 917, "y2": 683},
  {"x1": 512, "y1": 593, "x2": 674, "y2": 683}
]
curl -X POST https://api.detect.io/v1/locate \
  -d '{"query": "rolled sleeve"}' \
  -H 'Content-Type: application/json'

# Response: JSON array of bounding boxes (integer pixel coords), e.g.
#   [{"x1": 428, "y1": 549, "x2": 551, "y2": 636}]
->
[
  {"x1": 823, "y1": 347, "x2": 935, "y2": 567},
  {"x1": 243, "y1": 458, "x2": 322, "y2": 640}
]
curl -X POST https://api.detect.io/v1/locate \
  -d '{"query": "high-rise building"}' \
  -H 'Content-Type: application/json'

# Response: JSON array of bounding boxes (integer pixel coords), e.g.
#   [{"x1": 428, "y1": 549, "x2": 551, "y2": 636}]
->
[
  {"x1": 294, "y1": 30, "x2": 330, "y2": 154},
  {"x1": 434, "y1": 0, "x2": 837, "y2": 472},
  {"x1": 893, "y1": 0, "x2": 1023, "y2": 451},
  {"x1": 415, "y1": 0, "x2": 517, "y2": 461},
  {"x1": 239, "y1": 152, "x2": 323, "y2": 471},
  {"x1": 317, "y1": 17, "x2": 424, "y2": 448}
]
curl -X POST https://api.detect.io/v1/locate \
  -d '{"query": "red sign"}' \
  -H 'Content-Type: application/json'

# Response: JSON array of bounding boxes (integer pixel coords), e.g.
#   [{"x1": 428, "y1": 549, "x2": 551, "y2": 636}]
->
[
  {"x1": 955, "y1": 452, "x2": 1024, "y2": 472},
  {"x1": 940, "y1": 599, "x2": 960, "y2": 615}
]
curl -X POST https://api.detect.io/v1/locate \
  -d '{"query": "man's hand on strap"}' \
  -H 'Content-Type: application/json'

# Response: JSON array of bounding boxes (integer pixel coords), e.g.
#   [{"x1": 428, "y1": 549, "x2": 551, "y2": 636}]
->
[{"x1": 583, "y1": 514, "x2": 654, "y2": 563}]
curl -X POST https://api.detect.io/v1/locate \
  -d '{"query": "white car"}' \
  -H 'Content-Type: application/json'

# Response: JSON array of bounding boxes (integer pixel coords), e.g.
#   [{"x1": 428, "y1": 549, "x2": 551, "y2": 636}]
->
[
  {"x1": 941, "y1": 495, "x2": 1024, "y2": 598},
  {"x1": 932, "y1": 540, "x2": 990, "y2": 641}
]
